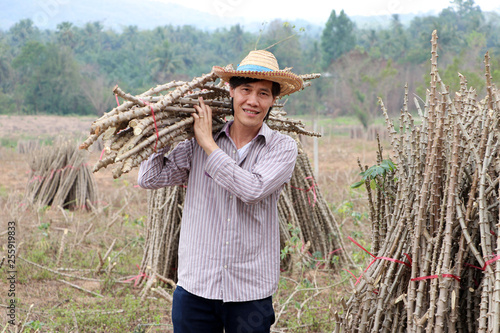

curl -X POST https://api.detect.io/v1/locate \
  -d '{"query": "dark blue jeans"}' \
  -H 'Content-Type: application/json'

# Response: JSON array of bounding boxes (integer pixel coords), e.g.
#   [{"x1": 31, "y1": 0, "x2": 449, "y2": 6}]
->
[{"x1": 172, "y1": 286, "x2": 275, "y2": 333}]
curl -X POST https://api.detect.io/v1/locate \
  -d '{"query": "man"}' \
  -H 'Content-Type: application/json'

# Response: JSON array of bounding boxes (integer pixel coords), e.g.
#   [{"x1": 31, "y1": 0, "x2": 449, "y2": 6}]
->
[{"x1": 138, "y1": 50, "x2": 304, "y2": 333}]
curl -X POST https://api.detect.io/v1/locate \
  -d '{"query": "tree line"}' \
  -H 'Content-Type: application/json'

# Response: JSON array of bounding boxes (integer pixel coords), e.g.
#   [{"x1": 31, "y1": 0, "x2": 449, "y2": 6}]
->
[{"x1": 1, "y1": 0, "x2": 499, "y2": 121}]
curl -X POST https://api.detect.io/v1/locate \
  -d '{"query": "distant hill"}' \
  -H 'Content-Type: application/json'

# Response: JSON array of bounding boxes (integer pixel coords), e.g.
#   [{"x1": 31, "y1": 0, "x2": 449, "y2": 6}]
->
[
  {"x1": 351, "y1": 13, "x2": 424, "y2": 29},
  {"x1": 2, "y1": 0, "x2": 498, "y2": 34},
  {"x1": 1, "y1": 0, "x2": 230, "y2": 31},
  {"x1": 0, "y1": 0, "x2": 325, "y2": 33}
]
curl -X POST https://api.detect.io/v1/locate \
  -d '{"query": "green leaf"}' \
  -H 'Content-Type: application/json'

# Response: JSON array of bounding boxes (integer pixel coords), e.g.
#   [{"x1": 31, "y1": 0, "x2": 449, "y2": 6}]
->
[
  {"x1": 350, "y1": 180, "x2": 365, "y2": 189},
  {"x1": 380, "y1": 159, "x2": 396, "y2": 172},
  {"x1": 351, "y1": 158, "x2": 397, "y2": 188}
]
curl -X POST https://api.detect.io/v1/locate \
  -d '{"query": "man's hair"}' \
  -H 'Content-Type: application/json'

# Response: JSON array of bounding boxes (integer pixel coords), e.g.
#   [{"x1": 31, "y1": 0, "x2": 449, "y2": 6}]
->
[
  {"x1": 228, "y1": 77, "x2": 280, "y2": 121},
  {"x1": 229, "y1": 76, "x2": 281, "y2": 97}
]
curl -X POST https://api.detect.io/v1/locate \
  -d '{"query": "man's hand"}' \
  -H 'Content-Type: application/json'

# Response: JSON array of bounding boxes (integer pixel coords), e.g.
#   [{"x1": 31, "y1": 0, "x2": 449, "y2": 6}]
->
[{"x1": 193, "y1": 97, "x2": 219, "y2": 156}]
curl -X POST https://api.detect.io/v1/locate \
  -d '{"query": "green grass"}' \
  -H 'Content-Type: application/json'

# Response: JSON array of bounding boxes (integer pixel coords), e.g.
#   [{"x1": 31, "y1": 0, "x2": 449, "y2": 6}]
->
[
  {"x1": 0, "y1": 135, "x2": 55, "y2": 149},
  {"x1": 0, "y1": 185, "x2": 8, "y2": 197},
  {"x1": 8, "y1": 293, "x2": 169, "y2": 333},
  {"x1": 273, "y1": 271, "x2": 347, "y2": 332},
  {"x1": 50, "y1": 294, "x2": 168, "y2": 332},
  {"x1": 0, "y1": 137, "x2": 18, "y2": 149}
]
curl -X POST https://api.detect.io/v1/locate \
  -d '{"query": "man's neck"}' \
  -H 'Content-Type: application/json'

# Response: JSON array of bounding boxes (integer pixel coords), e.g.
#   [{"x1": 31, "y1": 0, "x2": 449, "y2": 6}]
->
[{"x1": 229, "y1": 121, "x2": 262, "y2": 149}]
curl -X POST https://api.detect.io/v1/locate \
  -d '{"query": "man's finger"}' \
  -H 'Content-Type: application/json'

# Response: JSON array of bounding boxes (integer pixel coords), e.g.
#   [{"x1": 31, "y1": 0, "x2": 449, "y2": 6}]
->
[
  {"x1": 198, "y1": 96, "x2": 212, "y2": 118},
  {"x1": 193, "y1": 104, "x2": 203, "y2": 119}
]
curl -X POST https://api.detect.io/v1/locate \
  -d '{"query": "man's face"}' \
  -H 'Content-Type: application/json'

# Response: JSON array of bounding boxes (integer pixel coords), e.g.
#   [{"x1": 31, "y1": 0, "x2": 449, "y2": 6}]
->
[{"x1": 229, "y1": 80, "x2": 277, "y2": 131}]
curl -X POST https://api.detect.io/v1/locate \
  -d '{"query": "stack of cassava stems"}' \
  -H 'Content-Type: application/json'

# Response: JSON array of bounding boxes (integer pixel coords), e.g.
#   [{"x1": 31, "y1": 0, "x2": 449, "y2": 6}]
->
[
  {"x1": 26, "y1": 139, "x2": 98, "y2": 210},
  {"x1": 280, "y1": 140, "x2": 355, "y2": 270},
  {"x1": 79, "y1": 68, "x2": 321, "y2": 178},
  {"x1": 339, "y1": 30, "x2": 500, "y2": 333}
]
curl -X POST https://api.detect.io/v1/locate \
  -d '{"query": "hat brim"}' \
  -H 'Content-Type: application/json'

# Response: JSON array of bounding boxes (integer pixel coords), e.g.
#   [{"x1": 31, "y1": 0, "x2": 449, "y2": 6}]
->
[{"x1": 212, "y1": 66, "x2": 303, "y2": 97}]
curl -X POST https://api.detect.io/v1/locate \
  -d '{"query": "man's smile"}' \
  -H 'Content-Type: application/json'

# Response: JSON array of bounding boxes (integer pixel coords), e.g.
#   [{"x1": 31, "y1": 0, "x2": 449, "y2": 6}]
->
[{"x1": 243, "y1": 109, "x2": 260, "y2": 115}]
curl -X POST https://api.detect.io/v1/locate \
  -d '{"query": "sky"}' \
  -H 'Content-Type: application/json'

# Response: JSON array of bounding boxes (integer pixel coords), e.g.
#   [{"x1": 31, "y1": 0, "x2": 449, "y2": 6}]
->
[{"x1": 154, "y1": 0, "x2": 500, "y2": 24}]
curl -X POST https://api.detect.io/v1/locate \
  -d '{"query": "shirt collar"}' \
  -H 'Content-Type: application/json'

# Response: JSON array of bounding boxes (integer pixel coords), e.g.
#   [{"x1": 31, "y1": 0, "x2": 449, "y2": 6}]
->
[{"x1": 214, "y1": 120, "x2": 273, "y2": 145}]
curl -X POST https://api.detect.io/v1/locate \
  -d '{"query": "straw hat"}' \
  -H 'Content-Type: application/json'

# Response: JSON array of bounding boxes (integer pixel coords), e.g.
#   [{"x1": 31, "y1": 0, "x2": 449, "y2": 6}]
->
[{"x1": 212, "y1": 50, "x2": 303, "y2": 97}]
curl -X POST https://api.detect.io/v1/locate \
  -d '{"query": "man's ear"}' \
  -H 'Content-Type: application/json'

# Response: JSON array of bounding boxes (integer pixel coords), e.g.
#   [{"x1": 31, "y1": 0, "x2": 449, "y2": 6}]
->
[{"x1": 229, "y1": 86, "x2": 235, "y2": 98}]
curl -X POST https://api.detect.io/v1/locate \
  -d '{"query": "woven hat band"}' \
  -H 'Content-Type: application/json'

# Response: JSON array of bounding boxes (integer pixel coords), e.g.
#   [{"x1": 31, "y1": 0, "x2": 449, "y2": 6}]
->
[
  {"x1": 236, "y1": 64, "x2": 273, "y2": 72},
  {"x1": 238, "y1": 50, "x2": 280, "y2": 71}
]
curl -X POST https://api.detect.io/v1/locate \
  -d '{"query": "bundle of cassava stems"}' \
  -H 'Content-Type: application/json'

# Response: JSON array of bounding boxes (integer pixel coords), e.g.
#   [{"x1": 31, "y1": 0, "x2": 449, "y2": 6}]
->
[
  {"x1": 27, "y1": 139, "x2": 98, "y2": 211},
  {"x1": 79, "y1": 68, "x2": 320, "y2": 178},
  {"x1": 338, "y1": 31, "x2": 500, "y2": 333}
]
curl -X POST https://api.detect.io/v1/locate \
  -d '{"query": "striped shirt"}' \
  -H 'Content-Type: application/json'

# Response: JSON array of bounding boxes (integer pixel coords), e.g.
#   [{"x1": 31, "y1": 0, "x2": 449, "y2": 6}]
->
[{"x1": 137, "y1": 121, "x2": 297, "y2": 302}]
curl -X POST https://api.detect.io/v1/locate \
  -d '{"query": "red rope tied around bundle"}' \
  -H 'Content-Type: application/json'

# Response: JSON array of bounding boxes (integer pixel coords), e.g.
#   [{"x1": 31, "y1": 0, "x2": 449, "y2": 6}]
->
[
  {"x1": 382, "y1": 254, "x2": 500, "y2": 283},
  {"x1": 464, "y1": 254, "x2": 500, "y2": 271},
  {"x1": 344, "y1": 236, "x2": 412, "y2": 285},
  {"x1": 123, "y1": 264, "x2": 150, "y2": 286},
  {"x1": 29, "y1": 164, "x2": 85, "y2": 183},
  {"x1": 140, "y1": 99, "x2": 159, "y2": 152},
  {"x1": 291, "y1": 176, "x2": 318, "y2": 207},
  {"x1": 408, "y1": 254, "x2": 500, "y2": 283}
]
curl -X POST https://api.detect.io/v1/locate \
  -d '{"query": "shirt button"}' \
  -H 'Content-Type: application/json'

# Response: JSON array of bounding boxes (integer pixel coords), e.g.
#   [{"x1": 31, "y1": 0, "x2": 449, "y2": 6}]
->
[
  {"x1": 227, "y1": 218, "x2": 231, "y2": 222},
  {"x1": 229, "y1": 195, "x2": 233, "y2": 200},
  {"x1": 224, "y1": 265, "x2": 228, "y2": 269},
  {"x1": 226, "y1": 241, "x2": 229, "y2": 245},
  {"x1": 232, "y1": 150, "x2": 236, "y2": 154}
]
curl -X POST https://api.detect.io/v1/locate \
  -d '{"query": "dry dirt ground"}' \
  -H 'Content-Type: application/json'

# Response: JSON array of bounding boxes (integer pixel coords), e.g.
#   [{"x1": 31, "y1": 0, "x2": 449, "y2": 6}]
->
[{"x1": 0, "y1": 115, "x2": 386, "y2": 331}]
